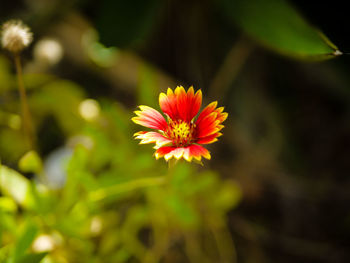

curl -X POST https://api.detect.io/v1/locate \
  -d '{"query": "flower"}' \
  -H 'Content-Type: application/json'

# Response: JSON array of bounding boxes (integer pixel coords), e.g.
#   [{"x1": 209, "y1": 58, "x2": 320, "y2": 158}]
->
[
  {"x1": 132, "y1": 86, "x2": 228, "y2": 163},
  {"x1": 1, "y1": 20, "x2": 33, "y2": 53}
]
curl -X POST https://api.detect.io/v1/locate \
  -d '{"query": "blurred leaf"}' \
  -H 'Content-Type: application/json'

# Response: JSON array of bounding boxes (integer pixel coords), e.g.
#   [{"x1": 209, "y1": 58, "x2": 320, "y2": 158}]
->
[
  {"x1": 166, "y1": 194, "x2": 199, "y2": 228},
  {"x1": 0, "y1": 129, "x2": 27, "y2": 163},
  {"x1": 81, "y1": 126, "x2": 113, "y2": 171},
  {"x1": 29, "y1": 183, "x2": 58, "y2": 216},
  {"x1": 83, "y1": 29, "x2": 119, "y2": 68},
  {"x1": 16, "y1": 252, "x2": 47, "y2": 263},
  {"x1": 106, "y1": 102, "x2": 131, "y2": 134},
  {"x1": 0, "y1": 111, "x2": 21, "y2": 130},
  {"x1": 18, "y1": 151, "x2": 43, "y2": 174},
  {"x1": 213, "y1": 181, "x2": 242, "y2": 211},
  {"x1": 0, "y1": 245, "x2": 11, "y2": 263},
  {"x1": 112, "y1": 248, "x2": 131, "y2": 263},
  {"x1": 0, "y1": 59, "x2": 53, "y2": 92},
  {"x1": 219, "y1": 0, "x2": 341, "y2": 59},
  {"x1": 99, "y1": 229, "x2": 121, "y2": 255},
  {"x1": 0, "y1": 165, "x2": 35, "y2": 209},
  {"x1": 0, "y1": 197, "x2": 17, "y2": 213},
  {"x1": 183, "y1": 171, "x2": 216, "y2": 195},
  {"x1": 13, "y1": 222, "x2": 38, "y2": 262},
  {"x1": 30, "y1": 80, "x2": 85, "y2": 134},
  {"x1": 60, "y1": 145, "x2": 91, "y2": 211},
  {"x1": 22, "y1": 74, "x2": 55, "y2": 90},
  {"x1": 96, "y1": 0, "x2": 163, "y2": 47},
  {"x1": 67, "y1": 145, "x2": 97, "y2": 192},
  {"x1": 0, "y1": 213, "x2": 17, "y2": 233},
  {"x1": 120, "y1": 206, "x2": 149, "y2": 256},
  {"x1": 89, "y1": 176, "x2": 165, "y2": 202}
]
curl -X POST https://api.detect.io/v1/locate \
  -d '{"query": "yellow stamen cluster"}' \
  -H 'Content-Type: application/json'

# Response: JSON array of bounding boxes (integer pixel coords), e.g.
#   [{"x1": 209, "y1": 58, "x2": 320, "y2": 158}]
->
[{"x1": 166, "y1": 119, "x2": 195, "y2": 146}]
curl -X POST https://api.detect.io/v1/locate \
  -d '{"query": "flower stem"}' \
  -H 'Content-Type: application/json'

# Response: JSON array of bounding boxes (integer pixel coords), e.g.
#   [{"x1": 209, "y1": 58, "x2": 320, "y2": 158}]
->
[
  {"x1": 208, "y1": 36, "x2": 254, "y2": 99},
  {"x1": 168, "y1": 158, "x2": 178, "y2": 170},
  {"x1": 14, "y1": 53, "x2": 35, "y2": 150}
]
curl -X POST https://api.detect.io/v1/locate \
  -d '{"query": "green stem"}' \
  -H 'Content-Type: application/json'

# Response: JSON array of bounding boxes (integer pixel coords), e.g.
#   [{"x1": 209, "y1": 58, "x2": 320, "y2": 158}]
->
[
  {"x1": 167, "y1": 158, "x2": 179, "y2": 183},
  {"x1": 89, "y1": 176, "x2": 166, "y2": 201},
  {"x1": 14, "y1": 53, "x2": 35, "y2": 150},
  {"x1": 210, "y1": 221, "x2": 237, "y2": 263},
  {"x1": 168, "y1": 158, "x2": 178, "y2": 170}
]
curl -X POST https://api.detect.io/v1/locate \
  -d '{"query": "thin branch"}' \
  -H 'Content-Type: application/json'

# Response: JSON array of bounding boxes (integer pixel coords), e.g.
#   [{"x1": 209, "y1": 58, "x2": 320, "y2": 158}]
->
[{"x1": 208, "y1": 37, "x2": 254, "y2": 99}]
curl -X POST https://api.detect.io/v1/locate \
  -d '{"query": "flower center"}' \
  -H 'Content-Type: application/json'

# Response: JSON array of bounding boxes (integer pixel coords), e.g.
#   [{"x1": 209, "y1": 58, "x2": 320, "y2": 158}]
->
[{"x1": 166, "y1": 119, "x2": 195, "y2": 146}]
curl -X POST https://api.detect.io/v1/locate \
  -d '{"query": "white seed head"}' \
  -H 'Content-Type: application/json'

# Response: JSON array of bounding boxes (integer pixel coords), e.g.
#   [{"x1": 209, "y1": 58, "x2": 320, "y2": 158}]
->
[{"x1": 1, "y1": 20, "x2": 33, "y2": 53}]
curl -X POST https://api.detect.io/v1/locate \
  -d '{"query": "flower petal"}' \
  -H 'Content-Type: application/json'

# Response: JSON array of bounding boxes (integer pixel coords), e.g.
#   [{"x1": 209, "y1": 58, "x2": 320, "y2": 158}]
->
[
  {"x1": 214, "y1": 108, "x2": 228, "y2": 123},
  {"x1": 166, "y1": 147, "x2": 184, "y2": 160},
  {"x1": 175, "y1": 86, "x2": 202, "y2": 122},
  {"x1": 196, "y1": 112, "x2": 221, "y2": 138},
  {"x1": 154, "y1": 146, "x2": 176, "y2": 160},
  {"x1": 175, "y1": 86, "x2": 188, "y2": 121},
  {"x1": 134, "y1": 131, "x2": 172, "y2": 147},
  {"x1": 190, "y1": 88, "x2": 202, "y2": 121},
  {"x1": 196, "y1": 101, "x2": 217, "y2": 125},
  {"x1": 132, "y1": 105, "x2": 168, "y2": 131},
  {"x1": 154, "y1": 145, "x2": 210, "y2": 162},
  {"x1": 195, "y1": 101, "x2": 228, "y2": 138},
  {"x1": 188, "y1": 145, "x2": 211, "y2": 161},
  {"x1": 155, "y1": 146, "x2": 186, "y2": 161},
  {"x1": 159, "y1": 88, "x2": 179, "y2": 120},
  {"x1": 196, "y1": 132, "x2": 222, "y2": 144}
]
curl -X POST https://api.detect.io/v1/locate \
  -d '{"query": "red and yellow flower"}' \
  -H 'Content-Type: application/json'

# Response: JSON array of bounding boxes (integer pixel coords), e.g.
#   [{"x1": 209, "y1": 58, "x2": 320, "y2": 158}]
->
[{"x1": 132, "y1": 86, "x2": 228, "y2": 163}]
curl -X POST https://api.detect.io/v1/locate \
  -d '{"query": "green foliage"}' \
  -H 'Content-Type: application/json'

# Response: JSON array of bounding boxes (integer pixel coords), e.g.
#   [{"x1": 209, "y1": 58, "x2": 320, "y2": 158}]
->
[
  {"x1": 0, "y1": 197, "x2": 17, "y2": 213},
  {"x1": 0, "y1": 56, "x2": 240, "y2": 261},
  {"x1": 29, "y1": 80, "x2": 85, "y2": 134},
  {"x1": 0, "y1": 165, "x2": 35, "y2": 209},
  {"x1": 12, "y1": 222, "x2": 39, "y2": 262},
  {"x1": 219, "y1": 0, "x2": 340, "y2": 59},
  {"x1": 18, "y1": 151, "x2": 43, "y2": 174},
  {"x1": 16, "y1": 253, "x2": 47, "y2": 263}
]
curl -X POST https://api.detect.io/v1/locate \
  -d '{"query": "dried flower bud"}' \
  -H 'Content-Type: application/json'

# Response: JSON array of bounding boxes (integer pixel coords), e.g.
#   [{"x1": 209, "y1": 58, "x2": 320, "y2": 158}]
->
[{"x1": 1, "y1": 20, "x2": 33, "y2": 53}]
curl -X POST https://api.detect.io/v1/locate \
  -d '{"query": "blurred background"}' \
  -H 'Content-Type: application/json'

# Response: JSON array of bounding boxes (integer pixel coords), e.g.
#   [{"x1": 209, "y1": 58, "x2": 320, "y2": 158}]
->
[{"x1": 1, "y1": 0, "x2": 350, "y2": 262}]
